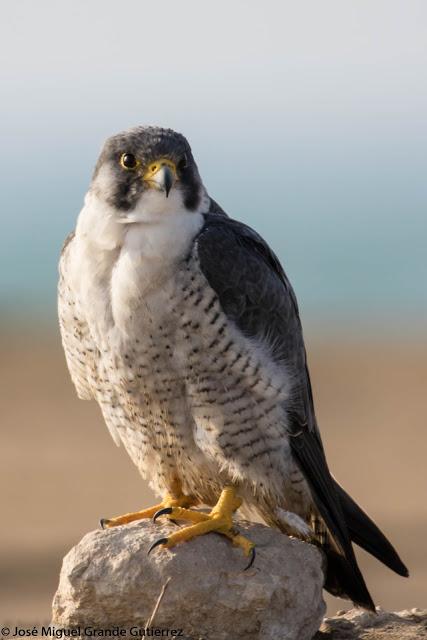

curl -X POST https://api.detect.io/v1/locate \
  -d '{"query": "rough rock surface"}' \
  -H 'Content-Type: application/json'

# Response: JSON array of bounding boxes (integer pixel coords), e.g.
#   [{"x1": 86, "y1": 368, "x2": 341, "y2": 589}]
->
[
  {"x1": 315, "y1": 607, "x2": 427, "y2": 639},
  {"x1": 52, "y1": 519, "x2": 325, "y2": 640}
]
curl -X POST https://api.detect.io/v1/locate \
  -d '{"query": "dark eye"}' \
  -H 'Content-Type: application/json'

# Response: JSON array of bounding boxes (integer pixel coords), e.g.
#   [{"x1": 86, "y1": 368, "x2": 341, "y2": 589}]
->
[{"x1": 120, "y1": 153, "x2": 138, "y2": 170}]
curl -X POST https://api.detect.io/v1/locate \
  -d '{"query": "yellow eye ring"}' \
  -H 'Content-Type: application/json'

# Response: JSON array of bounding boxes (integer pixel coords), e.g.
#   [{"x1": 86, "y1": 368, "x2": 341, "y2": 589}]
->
[{"x1": 120, "y1": 153, "x2": 139, "y2": 170}]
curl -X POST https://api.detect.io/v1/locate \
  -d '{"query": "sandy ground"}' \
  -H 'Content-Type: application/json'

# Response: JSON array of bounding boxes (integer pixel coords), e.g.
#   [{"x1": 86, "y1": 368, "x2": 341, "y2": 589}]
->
[{"x1": 1, "y1": 328, "x2": 426, "y2": 623}]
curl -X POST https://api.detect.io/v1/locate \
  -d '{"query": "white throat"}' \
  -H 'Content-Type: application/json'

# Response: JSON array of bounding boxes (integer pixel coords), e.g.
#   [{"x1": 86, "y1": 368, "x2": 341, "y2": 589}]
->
[{"x1": 72, "y1": 185, "x2": 206, "y2": 334}]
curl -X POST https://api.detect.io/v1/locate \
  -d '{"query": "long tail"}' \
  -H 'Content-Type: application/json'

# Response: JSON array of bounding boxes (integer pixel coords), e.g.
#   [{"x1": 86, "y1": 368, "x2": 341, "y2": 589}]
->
[
  {"x1": 322, "y1": 544, "x2": 374, "y2": 608},
  {"x1": 309, "y1": 508, "x2": 376, "y2": 611},
  {"x1": 318, "y1": 478, "x2": 409, "y2": 609},
  {"x1": 289, "y1": 420, "x2": 408, "y2": 609},
  {"x1": 333, "y1": 478, "x2": 409, "y2": 578}
]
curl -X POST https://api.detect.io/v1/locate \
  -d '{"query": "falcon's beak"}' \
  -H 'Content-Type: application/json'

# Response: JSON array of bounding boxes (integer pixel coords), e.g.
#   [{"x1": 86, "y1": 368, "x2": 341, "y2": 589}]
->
[{"x1": 143, "y1": 159, "x2": 177, "y2": 198}]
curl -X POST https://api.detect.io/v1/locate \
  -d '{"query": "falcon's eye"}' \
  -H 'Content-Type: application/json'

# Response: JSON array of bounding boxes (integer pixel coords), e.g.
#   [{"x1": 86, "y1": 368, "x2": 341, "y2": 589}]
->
[{"x1": 120, "y1": 153, "x2": 139, "y2": 170}]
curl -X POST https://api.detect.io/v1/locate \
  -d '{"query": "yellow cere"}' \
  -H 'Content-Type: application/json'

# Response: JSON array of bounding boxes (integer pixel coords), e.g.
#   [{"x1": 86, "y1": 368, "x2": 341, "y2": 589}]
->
[{"x1": 143, "y1": 158, "x2": 177, "y2": 180}]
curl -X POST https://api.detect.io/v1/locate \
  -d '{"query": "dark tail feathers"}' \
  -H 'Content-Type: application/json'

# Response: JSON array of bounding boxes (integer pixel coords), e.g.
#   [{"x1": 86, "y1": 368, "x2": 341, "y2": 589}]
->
[
  {"x1": 333, "y1": 478, "x2": 409, "y2": 578},
  {"x1": 323, "y1": 546, "x2": 375, "y2": 610}
]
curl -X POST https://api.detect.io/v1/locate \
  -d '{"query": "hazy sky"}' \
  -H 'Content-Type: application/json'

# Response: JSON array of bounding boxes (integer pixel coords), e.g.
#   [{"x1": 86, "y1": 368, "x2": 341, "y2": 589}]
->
[{"x1": 1, "y1": 1, "x2": 426, "y2": 333}]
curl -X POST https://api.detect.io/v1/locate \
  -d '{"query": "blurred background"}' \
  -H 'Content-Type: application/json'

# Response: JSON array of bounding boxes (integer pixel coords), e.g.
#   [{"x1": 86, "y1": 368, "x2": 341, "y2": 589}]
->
[{"x1": 1, "y1": 0, "x2": 426, "y2": 623}]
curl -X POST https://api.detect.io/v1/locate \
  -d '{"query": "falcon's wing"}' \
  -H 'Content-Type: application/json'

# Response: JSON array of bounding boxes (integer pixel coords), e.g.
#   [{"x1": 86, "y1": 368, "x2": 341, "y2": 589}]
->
[{"x1": 195, "y1": 213, "x2": 375, "y2": 607}]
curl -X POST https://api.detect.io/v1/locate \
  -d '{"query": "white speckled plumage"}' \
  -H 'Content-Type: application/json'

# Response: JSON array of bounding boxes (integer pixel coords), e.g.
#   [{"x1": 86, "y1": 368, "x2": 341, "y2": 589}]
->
[{"x1": 59, "y1": 190, "x2": 306, "y2": 519}]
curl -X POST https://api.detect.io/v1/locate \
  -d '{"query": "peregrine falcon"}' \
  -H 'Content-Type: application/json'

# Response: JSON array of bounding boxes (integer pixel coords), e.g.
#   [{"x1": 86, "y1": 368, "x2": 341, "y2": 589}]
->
[{"x1": 58, "y1": 126, "x2": 408, "y2": 609}]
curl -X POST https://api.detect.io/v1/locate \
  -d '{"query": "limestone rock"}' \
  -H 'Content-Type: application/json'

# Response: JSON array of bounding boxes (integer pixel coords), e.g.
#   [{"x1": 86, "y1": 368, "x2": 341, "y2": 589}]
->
[
  {"x1": 52, "y1": 519, "x2": 325, "y2": 640},
  {"x1": 315, "y1": 607, "x2": 427, "y2": 639}
]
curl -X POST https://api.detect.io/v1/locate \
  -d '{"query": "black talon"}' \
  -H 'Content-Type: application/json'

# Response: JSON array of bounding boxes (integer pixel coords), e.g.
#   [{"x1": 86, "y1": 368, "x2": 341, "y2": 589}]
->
[
  {"x1": 147, "y1": 537, "x2": 168, "y2": 555},
  {"x1": 244, "y1": 547, "x2": 256, "y2": 571},
  {"x1": 100, "y1": 518, "x2": 111, "y2": 530},
  {"x1": 153, "y1": 507, "x2": 173, "y2": 523}
]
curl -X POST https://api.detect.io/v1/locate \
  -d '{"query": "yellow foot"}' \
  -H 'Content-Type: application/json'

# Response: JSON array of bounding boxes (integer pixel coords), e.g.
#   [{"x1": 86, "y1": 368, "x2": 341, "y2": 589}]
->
[
  {"x1": 100, "y1": 492, "x2": 197, "y2": 529},
  {"x1": 148, "y1": 485, "x2": 256, "y2": 570}
]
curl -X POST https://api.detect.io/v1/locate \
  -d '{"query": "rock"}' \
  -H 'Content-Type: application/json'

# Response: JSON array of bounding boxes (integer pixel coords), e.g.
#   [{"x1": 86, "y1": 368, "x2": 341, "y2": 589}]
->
[
  {"x1": 52, "y1": 519, "x2": 325, "y2": 640},
  {"x1": 315, "y1": 606, "x2": 427, "y2": 639}
]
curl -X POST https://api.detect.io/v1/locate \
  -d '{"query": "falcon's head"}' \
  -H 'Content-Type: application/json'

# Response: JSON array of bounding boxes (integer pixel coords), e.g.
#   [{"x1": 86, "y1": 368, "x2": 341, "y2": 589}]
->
[{"x1": 89, "y1": 126, "x2": 205, "y2": 223}]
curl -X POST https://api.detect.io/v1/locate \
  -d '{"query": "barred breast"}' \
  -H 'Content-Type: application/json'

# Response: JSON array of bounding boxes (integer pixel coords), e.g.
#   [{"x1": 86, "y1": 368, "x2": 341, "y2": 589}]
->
[{"x1": 91, "y1": 247, "x2": 306, "y2": 517}]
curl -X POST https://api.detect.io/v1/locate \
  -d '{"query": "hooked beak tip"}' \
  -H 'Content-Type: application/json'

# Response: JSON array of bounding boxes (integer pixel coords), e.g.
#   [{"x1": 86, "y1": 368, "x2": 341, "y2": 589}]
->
[
  {"x1": 144, "y1": 164, "x2": 175, "y2": 197},
  {"x1": 163, "y1": 166, "x2": 173, "y2": 198}
]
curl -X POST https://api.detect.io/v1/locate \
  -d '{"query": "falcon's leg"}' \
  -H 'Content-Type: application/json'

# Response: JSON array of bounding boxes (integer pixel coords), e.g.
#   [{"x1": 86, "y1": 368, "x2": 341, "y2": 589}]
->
[
  {"x1": 100, "y1": 485, "x2": 198, "y2": 529},
  {"x1": 150, "y1": 485, "x2": 255, "y2": 569}
]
